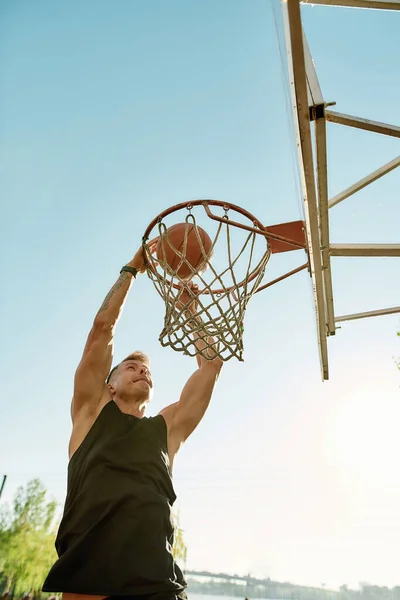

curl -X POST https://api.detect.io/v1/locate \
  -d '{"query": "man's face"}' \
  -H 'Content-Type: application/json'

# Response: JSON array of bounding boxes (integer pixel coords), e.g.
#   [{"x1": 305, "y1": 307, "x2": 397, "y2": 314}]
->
[{"x1": 111, "y1": 359, "x2": 153, "y2": 400}]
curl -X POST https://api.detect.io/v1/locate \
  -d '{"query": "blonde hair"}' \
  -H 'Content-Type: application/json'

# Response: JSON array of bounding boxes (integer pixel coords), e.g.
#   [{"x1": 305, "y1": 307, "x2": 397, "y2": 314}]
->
[
  {"x1": 106, "y1": 351, "x2": 151, "y2": 384},
  {"x1": 123, "y1": 351, "x2": 150, "y2": 367}
]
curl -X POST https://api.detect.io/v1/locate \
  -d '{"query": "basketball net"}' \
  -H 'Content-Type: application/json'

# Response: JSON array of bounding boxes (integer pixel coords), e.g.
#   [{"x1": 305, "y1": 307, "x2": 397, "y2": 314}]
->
[{"x1": 143, "y1": 201, "x2": 271, "y2": 362}]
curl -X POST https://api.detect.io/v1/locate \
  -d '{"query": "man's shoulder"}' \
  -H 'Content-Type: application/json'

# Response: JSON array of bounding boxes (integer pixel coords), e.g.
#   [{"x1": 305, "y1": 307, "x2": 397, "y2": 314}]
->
[
  {"x1": 69, "y1": 397, "x2": 113, "y2": 459},
  {"x1": 144, "y1": 412, "x2": 168, "y2": 429}
]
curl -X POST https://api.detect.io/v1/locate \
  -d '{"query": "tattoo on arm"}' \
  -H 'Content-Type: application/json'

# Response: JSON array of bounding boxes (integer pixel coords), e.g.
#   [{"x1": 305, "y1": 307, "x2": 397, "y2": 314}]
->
[{"x1": 98, "y1": 271, "x2": 130, "y2": 313}]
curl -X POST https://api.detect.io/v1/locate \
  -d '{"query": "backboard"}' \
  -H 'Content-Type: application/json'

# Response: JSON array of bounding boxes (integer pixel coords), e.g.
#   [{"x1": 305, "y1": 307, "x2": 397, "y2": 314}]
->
[{"x1": 280, "y1": 0, "x2": 400, "y2": 380}]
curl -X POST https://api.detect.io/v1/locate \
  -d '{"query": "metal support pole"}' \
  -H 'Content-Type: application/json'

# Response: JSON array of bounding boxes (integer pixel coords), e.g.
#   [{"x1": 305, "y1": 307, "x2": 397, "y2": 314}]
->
[
  {"x1": 336, "y1": 306, "x2": 400, "y2": 323},
  {"x1": 325, "y1": 110, "x2": 400, "y2": 138},
  {"x1": 0, "y1": 475, "x2": 7, "y2": 500},
  {"x1": 255, "y1": 262, "x2": 309, "y2": 293},
  {"x1": 330, "y1": 244, "x2": 400, "y2": 257},
  {"x1": 329, "y1": 156, "x2": 400, "y2": 208},
  {"x1": 301, "y1": 0, "x2": 400, "y2": 9},
  {"x1": 302, "y1": 29, "x2": 324, "y2": 108},
  {"x1": 315, "y1": 116, "x2": 336, "y2": 335}
]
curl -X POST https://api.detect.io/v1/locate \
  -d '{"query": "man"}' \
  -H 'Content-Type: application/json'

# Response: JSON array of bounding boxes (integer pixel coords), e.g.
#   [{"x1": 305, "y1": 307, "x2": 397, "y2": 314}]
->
[{"x1": 43, "y1": 244, "x2": 223, "y2": 600}]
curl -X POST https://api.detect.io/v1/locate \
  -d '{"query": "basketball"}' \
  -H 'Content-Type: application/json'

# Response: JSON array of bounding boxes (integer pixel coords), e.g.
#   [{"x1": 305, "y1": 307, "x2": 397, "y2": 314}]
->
[{"x1": 156, "y1": 222, "x2": 213, "y2": 279}]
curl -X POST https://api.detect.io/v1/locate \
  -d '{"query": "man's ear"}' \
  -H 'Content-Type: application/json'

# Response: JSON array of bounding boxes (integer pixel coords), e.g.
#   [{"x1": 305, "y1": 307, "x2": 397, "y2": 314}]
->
[{"x1": 107, "y1": 383, "x2": 115, "y2": 396}]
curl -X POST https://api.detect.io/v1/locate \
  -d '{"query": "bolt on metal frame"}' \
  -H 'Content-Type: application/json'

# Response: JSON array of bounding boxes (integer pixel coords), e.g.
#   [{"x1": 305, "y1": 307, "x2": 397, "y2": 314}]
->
[{"x1": 281, "y1": 0, "x2": 400, "y2": 380}]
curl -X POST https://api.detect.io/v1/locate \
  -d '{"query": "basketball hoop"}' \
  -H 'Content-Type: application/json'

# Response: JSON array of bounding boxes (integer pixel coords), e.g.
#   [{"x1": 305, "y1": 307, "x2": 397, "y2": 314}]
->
[{"x1": 143, "y1": 199, "x2": 306, "y2": 362}]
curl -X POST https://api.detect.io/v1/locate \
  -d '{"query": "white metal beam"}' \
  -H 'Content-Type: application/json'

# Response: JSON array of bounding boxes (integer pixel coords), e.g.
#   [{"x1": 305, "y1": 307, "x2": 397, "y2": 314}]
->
[
  {"x1": 301, "y1": 0, "x2": 400, "y2": 9},
  {"x1": 283, "y1": 0, "x2": 329, "y2": 380},
  {"x1": 302, "y1": 29, "x2": 324, "y2": 108},
  {"x1": 326, "y1": 110, "x2": 400, "y2": 138},
  {"x1": 303, "y1": 24, "x2": 336, "y2": 336},
  {"x1": 329, "y1": 155, "x2": 400, "y2": 208},
  {"x1": 315, "y1": 117, "x2": 336, "y2": 335},
  {"x1": 330, "y1": 244, "x2": 400, "y2": 256},
  {"x1": 336, "y1": 306, "x2": 400, "y2": 323}
]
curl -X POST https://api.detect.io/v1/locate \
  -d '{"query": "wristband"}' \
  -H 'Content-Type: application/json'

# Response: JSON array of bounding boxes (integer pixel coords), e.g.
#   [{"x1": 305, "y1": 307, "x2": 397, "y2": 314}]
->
[{"x1": 120, "y1": 266, "x2": 138, "y2": 278}]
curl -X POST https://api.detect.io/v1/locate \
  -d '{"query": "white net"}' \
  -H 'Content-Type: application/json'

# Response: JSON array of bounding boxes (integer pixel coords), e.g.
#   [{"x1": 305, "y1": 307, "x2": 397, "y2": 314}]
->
[{"x1": 143, "y1": 201, "x2": 271, "y2": 362}]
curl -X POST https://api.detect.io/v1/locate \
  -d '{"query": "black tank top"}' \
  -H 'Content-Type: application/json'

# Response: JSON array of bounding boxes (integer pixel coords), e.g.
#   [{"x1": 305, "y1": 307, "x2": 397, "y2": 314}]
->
[{"x1": 42, "y1": 401, "x2": 187, "y2": 598}]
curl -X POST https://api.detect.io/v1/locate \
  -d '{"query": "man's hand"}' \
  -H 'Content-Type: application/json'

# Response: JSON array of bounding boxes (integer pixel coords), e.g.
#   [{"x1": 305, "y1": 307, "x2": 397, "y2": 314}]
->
[
  {"x1": 174, "y1": 280, "x2": 221, "y2": 366},
  {"x1": 176, "y1": 281, "x2": 199, "y2": 314},
  {"x1": 127, "y1": 238, "x2": 158, "y2": 274}
]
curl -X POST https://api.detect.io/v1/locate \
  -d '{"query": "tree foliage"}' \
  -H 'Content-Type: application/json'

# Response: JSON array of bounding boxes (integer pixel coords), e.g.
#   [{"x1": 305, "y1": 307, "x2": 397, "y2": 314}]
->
[
  {"x1": 0, "y1": 479, "x2": 58, "y2": 596},
  {"x1": 172, "y1": 510, "x2": 187, "y2": 567}
]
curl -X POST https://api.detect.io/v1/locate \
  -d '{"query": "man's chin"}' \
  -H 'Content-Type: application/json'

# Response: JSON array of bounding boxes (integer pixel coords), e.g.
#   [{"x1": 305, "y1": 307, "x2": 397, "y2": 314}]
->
[
  {"x1": 131, "y1": 381, "x2": 153, "y2": 403},
  {"x1": 136, "y1": 379, "x2": 151, "y2": 388}
]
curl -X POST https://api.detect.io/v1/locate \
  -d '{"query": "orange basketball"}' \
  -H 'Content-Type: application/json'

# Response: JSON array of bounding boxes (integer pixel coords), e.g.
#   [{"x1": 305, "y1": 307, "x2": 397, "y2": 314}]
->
[{"x1": 156, "y1": 223, "x2": 212, "y2": 279}]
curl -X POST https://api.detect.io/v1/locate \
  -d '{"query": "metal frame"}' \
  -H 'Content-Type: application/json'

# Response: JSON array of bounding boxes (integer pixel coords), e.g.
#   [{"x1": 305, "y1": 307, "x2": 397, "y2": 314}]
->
[
  {"x1": 336, "y1": 306, "x2": 400, "y2": 323},
  {"x1": 143, "y1": 199, "x2": 307, "y2": 296},
  {"x1": 301, "y1": 0, "x2": 400, "y2": 9},
  {"x1": 282, "y1": 0, "x2": 400, "y2": 380},
  {"x1": 325, "y1": 111, "x2": 400, "y2": 137},
  {"x1": 330, "y1": 244, "x2": 400, "y2": 257},
  {"x1": 329, "y1": 156, "x2": 400, "y2": 208}
]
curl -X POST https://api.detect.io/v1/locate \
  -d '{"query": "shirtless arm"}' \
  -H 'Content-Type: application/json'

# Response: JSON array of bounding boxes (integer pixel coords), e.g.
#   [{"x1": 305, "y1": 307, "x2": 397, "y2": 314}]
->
[
  {"x1": 160, "y1": 285, "x2": 223, "y2": 460},
  {"x1": 69, "y1": 245, "x2": 154, "y2": 458},
  {"x1": 71, "y1": 269, "x2": 134, "y2": 419}
]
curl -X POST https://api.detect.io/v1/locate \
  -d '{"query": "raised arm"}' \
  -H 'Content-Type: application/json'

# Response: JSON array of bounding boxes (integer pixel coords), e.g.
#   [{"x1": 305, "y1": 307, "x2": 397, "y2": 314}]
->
[
  {"x1": 160, "y1": 284, "x2": 223, "y2": 459},
  {"x1": 71, "y1": 246, "x2": 150, "y2": 422}
]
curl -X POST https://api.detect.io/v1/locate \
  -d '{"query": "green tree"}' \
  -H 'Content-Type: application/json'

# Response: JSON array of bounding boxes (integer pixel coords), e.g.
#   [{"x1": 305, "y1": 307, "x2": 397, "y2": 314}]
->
[
  {"x1": 172, "y1": 511, "x2": 187, "y2": 568},
  {"x1": 0, "y1": 479, "x2": 58, "y2": 596}
]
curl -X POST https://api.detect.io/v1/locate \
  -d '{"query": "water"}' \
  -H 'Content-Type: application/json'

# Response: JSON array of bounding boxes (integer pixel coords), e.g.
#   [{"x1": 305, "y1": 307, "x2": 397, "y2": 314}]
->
[
  {"x1": 190, "y1": 595, "x2": 246, "y2": 600},
  {"x1": 190, "y1": 594, "x2": 278, "y2": 600}
]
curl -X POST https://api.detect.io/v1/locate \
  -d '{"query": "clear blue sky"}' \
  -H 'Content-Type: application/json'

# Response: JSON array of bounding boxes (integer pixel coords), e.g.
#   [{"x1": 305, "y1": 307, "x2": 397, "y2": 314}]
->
[{"x1": 1, "y1": 0, "x2": 399, "y2": 590}]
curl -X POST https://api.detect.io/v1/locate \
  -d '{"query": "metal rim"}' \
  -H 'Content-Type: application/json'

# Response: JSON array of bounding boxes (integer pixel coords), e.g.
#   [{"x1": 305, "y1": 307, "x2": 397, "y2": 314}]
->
[{"x1": 142, "y1": 199, "x2": 270, "y2": 295}]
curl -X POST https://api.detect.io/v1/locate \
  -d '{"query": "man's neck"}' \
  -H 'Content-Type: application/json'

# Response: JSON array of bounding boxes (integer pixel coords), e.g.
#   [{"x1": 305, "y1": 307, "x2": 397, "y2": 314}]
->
[{"x1": 113, "y1": 397, "x2": 146, "y2": 418}]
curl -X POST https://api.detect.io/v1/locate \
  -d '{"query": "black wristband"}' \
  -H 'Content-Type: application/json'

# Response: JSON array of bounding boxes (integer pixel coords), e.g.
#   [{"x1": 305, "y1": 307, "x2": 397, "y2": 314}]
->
[{"x1": 120, "y1": 266, "x2": 138, "y2": 278}]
